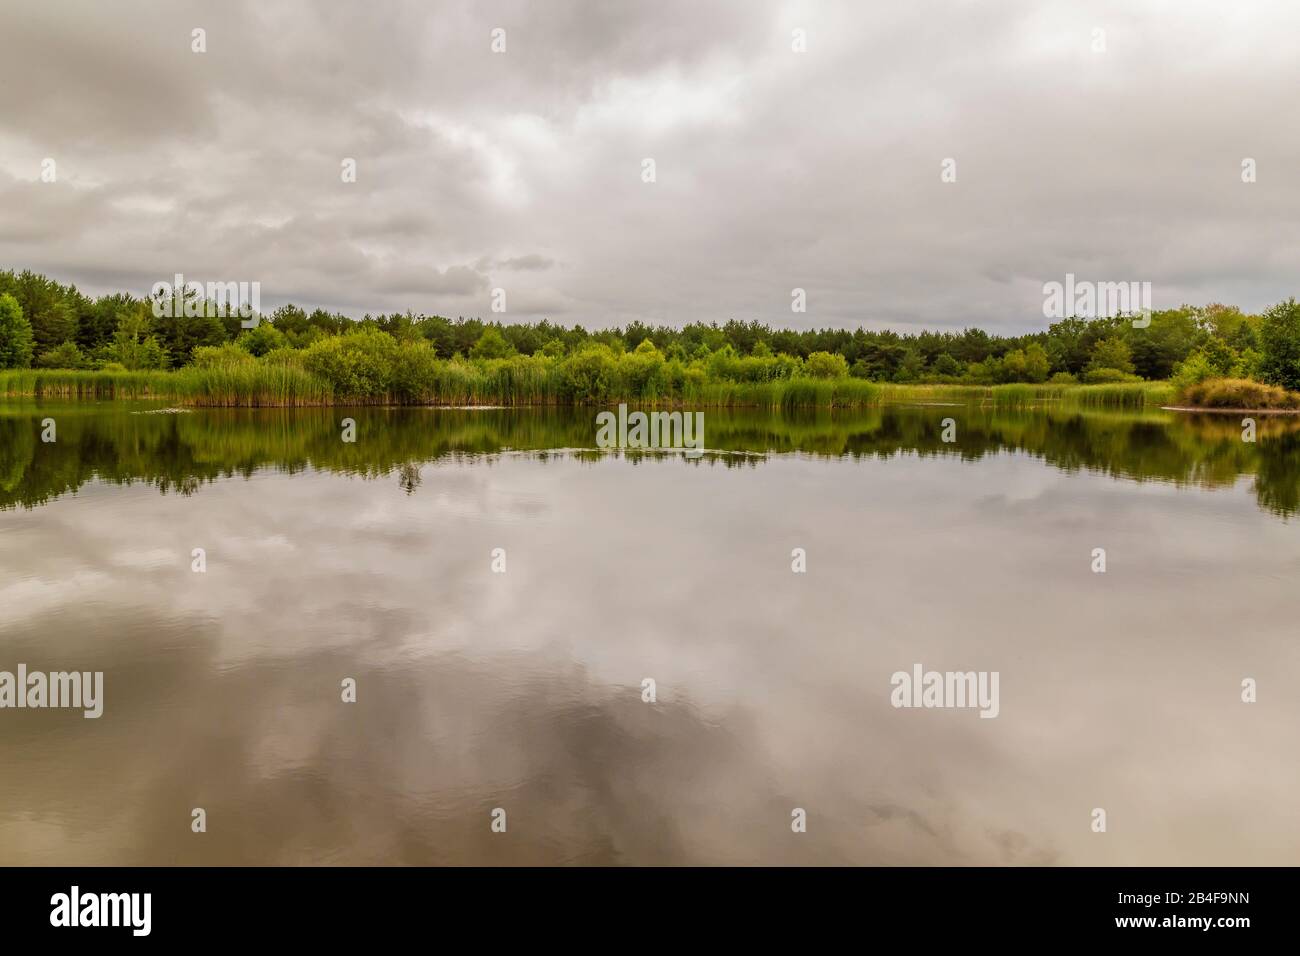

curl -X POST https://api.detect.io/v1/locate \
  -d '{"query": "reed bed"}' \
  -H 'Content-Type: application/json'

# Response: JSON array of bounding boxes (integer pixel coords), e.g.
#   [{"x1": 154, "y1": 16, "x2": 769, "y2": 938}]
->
[{"x1": 0, "y1": 363, "x2": 1174, "y2": 410}]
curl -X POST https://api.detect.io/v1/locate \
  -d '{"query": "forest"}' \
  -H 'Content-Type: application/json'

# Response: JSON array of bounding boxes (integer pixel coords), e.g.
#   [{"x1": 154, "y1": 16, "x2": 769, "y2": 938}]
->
[{"x1": 1, "y1": 269, "x2": 1298, "y2": 407}]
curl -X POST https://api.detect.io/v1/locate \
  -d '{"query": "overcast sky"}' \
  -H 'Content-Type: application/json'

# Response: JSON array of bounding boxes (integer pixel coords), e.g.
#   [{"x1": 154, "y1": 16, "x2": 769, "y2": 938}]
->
[{"x1": 1, "y1": 0, "x2": 1298, "y2": 333}]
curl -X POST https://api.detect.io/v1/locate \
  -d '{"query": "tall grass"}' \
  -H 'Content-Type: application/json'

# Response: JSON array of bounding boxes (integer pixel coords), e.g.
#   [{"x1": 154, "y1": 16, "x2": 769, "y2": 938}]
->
[
  {"x1": 867, "y1": 381, "x2": 1172, "y2": 409},
  {"x1": 0, "y1": 363, "x2": 1173, "y2": 410},
  {"x1": 0, "y1": 369, "x2": 175, "y2": 399},
  {"x1": 170, "y1": 364, "x2": 333, "y2": 407}
]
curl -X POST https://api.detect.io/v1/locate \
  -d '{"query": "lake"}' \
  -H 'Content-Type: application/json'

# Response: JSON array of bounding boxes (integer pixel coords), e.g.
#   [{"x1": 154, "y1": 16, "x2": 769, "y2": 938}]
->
[{"x1": 1, "y1": 402, "x2": 1297, "y2": 864}]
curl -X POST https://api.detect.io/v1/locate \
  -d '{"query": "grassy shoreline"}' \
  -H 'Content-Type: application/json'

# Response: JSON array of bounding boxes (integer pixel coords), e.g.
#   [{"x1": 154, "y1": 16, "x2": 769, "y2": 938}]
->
[{"x1": 0, "y1": 368, "x2": 1176, "y2": 410}]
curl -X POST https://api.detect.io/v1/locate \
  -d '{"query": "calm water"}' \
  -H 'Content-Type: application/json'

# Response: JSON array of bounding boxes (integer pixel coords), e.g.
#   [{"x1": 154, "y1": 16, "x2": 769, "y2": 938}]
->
[{"x1": 1, "y1": 402, "x2": 1297, "y2": 865}]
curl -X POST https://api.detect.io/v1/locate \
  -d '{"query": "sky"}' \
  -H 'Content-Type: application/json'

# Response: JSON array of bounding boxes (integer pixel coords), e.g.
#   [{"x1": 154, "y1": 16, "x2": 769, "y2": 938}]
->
[{"x1": 1, "y1": 0, "x2": 1298, "y2": 333}]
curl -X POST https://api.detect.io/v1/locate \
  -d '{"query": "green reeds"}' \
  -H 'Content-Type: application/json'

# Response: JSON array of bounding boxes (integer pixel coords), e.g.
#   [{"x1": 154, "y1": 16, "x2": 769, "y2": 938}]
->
[
  {"x1": 0, "y1": 369, "x2": 174, "y2": 399},
  {"x1": 0, "y1": 365, "x2": 1174, "y2": 409}
]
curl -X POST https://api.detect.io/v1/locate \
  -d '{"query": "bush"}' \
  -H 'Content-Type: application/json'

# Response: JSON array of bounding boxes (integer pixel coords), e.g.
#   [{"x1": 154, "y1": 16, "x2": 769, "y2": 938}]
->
[
  {"x1": 804, "y1": 351, "x2": 850, "y2": 379},
  {"x1": 35, "y1": 340, "x2": 89, "y2": 369},
  {"x1": 191, "y1": 342, "x2": 256, "y2": 369},
  {"x1": 619, "y1": 340, "x2": 668, "y2": 397},
  {"x1": 560, "y1": 345, "x2": 619, "y2": 402},
  {"x1": 388, "y1": 340, "x2": 441, "y2": 400},
  {"x1": 1049, "y1": 371, "x2": 1079, "y2": 385},
  {"x1": 1170, "y1": 351, "x2": 1216, "y2": 391},
  {"x1": 237, "y1": 322, "x2": 289, "y2": 357},
  {"x1": 301, "y1": 328, "x2": 400, "y2": 398},
  {"x1": 1179, "y1": 377, "x2": 1300, "y2": 410},
  {"x1": 1000, "y1": 343, "x2": 1050, "y2": 383}
]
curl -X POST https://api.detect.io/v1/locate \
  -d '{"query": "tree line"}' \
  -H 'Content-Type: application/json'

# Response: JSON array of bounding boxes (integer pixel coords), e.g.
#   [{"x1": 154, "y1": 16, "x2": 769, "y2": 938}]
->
[{"x1": 2, "y1": 268, "x2": 1298, "y2": 390}]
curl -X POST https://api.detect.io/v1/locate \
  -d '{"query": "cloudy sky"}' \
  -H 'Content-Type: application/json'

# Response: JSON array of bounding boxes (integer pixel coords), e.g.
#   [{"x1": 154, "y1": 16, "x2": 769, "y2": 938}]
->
[{"x1": 1, "y1": 0, "x2": 1298, "y2": 333}]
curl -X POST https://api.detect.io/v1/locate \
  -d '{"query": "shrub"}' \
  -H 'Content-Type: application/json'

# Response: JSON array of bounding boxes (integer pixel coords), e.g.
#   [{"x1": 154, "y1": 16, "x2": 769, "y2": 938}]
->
[
  {"x1": 388, "y1": 340, "x2": 441, "y2": 401},
  {"x1": 1170, "y1": 351, "x2": 1216, "y2": 391},
  {"x1": 1179, "y1": 377, "x2": 1300, "y2": 410},
  {"x1": 191, "y1": 342, "x2": 257, "y2": 369},
  {"x1": 560, "y1": 345, "x2": 619, "y2": 402},
  {"x1": 804, "y1": 351, "x2": 850, "y2": 379},
  {"x1": 301, "y1": 328, "x2": 400, "y2": 398},
  {"x1": 35, "y1": 340, "x2": 89, "y2": 369},
  {"x1": 237, "y1": 322, "x2": 289, "y2": 356},
  {"x1": 619, "y1": 340, "x2": 668, "y2": 397}
]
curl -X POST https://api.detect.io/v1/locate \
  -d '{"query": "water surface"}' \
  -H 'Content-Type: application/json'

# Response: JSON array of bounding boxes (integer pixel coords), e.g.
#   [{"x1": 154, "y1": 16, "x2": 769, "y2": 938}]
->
[{"x1": 1, "y1": 403, "x2": 1297, "y2": 864}]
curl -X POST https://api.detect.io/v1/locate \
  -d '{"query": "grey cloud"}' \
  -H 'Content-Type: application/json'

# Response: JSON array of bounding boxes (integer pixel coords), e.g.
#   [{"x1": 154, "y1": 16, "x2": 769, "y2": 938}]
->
[
  {"x1": 498, "y1": 254, "x2": 554, "y2": 271},
  {"x1": 1, "y1": 0, "x2": 1298, "y2": 329}
]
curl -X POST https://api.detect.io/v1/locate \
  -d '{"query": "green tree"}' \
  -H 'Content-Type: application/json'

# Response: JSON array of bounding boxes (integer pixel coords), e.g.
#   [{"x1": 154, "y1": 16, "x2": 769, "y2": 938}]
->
[
  {"x1": 1256, "y1": 298, "x2": 1300, "y2": 391},
  {"x1": 1022, "y1": 342, "x2": 1050, "y2": 382},
  {"x1": 931, "y1": 353, "x2": 963, "y2": 378},
  {"x1": 1129, "y1": 309, "x2": 1199, "y2": 379},
  {"x1": 892, "y1": 348, "x2": 925, "y2": 383},
  {"x1": 470, "y1": 326, "x2": 515, "y2": 360},
  {"x1": 104, "y1": 308, "x2": 169, "y2": 370},
  {"x1": 0, "y1": 293, "x2": 35, "y2": 369},
  {"x1": 1086, "y1": 335, "x2": 1135, "y2": 375},
  {"x1": 1045, "y1": 317, "x2": 1090, "y2": 374},
  {"x1": 237, "y1": 322, "x2": 289, "y2": 357}
]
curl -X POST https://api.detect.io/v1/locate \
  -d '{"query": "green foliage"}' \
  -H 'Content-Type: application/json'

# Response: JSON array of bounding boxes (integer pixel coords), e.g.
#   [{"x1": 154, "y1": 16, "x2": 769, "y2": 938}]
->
[
  {"x1": 104, "y1": 308, "x2": 169, "y2": 370},
  {"x1": 1082, "y1": 366, "x2": 1143, "y2": 384},
  {"x1": 469, "y1": 327, "x2": 515, "y2": 360},
  {"x1": 1256, "y1": 298, "x2": 1300, "y2": 391},
  {"x1": 805, "y1": 351, "x2": 850, "y2": 379},
  {"x1": 191, "y1": 342, "x2": 257, "y2": 369},
  {"x1": 301, "y1": 328, "x2": 400, "y2": 399},
  {"x1": 1087, "y1": 335, "x2": 1136, "y2": 376},
  {"x1": 931, "y1": 353, "x2": 964, "y2": 378},
  {"x1": 0, "y1": 293, "x2": 35, "y2": 369},
  {"x1": 35, "y1": 340, "x2": 90, "y2": 369},
  {"x1": 1170, "y1": 347, "x2": 1225, "y2": 391},
  {"x1": 237, "y1": 321, "x2": 289, "y2": 357},
  {"x1": 1000, "y1": 343, "x2": 1050, "y2": 383},
  {"x1": 559, "y1": 345, "x2": 619, "y2": 403},
  {"x1": 7, "y1": 268, "x2": 1300, "y2": 403}
]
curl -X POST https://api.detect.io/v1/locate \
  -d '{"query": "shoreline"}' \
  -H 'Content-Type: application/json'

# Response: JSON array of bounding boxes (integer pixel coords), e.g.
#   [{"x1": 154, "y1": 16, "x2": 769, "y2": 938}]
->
[{"x1": 1162, "y1": 405, "x2": 1300, "y2": 415}]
